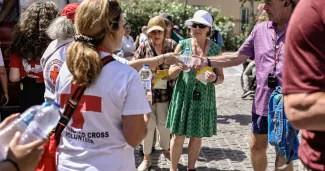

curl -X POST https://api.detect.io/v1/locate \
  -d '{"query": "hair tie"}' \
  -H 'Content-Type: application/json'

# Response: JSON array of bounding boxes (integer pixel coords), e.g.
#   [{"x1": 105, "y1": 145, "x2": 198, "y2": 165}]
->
[{"x1": 74, "y1": 34, "x2": 94, "y2": 43}]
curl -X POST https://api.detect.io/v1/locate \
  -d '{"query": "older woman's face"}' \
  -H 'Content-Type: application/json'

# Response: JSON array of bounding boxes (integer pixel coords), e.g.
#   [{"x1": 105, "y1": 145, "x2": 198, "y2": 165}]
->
[
  {"x1": 190, "y1": 22, "x2": 210, "y2": 38},
  {"x1": 149, "y1": 30, "x2": 164, "y2": 45}
]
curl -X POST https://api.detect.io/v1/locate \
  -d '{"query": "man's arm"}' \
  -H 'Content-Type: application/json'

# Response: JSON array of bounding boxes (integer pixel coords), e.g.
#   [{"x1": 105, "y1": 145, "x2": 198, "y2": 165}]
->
[
  {"x1": 284, "y1": 92, "x2": 325, "y2": 131},
  {"x1": 282, "y1": 0, "x2": 325, "y2": 131},
  {"x1": 0, "y1": 0, "x2": 17, "y2": 23},
  {"x1": 9, "y1": 68, "x2": 20, "y2": 82},
  {"x1": 208, "y1": 52, "x2": 251, "y2": 68},
  {"x1": 206, "y1": 25, "x2": 255, "y2": 68},
  {"x1": 0, "y1": 66, "x2": 8, "y2": 105}
]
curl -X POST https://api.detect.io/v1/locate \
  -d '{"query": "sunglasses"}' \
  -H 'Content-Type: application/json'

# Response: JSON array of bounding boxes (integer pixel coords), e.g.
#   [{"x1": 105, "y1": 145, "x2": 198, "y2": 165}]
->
[{"x1": 192, "y1": 23, "x2": 208, "y2": 29}]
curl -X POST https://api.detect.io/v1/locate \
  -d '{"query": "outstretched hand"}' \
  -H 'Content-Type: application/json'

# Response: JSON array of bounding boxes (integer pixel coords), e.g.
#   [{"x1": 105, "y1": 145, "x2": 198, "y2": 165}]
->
[
  {"x1": 7, "y1": 132, "x2": 47, "y2": 171},
  {"x1": 163, "y1": 53, "x2": 184, "y2": 66},
  {"x1": 189, "y1": 55, "x2": 207, "y2": 71}
]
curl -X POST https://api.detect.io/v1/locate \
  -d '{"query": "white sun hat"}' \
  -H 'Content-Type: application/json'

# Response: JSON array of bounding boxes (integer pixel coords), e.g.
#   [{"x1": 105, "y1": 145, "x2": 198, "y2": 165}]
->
[{"x1": 185, "y1": 10, "x2": 213, "y2": 28}]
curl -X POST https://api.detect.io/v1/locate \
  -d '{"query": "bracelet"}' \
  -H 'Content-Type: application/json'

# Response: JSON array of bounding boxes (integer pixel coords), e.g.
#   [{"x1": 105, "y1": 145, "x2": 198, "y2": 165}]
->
[
  {"x1": 156, "y1": 56, "x2": 160, "y2": 66},
  {"x1": 2, "y1": 158, "x2": 20, "y2": 171},
  {"x1": 162, "y1": 54, "x2": 166, "y2": 64},
  {"x1": 207, "y1": 58, "x2": 211, "y2": 67}
]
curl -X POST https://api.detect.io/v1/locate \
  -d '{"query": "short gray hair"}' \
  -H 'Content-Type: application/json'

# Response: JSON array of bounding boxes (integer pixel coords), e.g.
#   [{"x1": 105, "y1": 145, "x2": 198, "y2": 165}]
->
[{"x1": 46, "y1": 16, "x2": 75, "y2": 40}]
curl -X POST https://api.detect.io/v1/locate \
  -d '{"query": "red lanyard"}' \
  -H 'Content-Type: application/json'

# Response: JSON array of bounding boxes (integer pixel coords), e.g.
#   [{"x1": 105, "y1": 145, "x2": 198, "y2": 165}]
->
[
  {"x1": 273, "y1": 32, "x2": 283, "y2": 73},
  {"x1": 97, "y1": 47, "x2": 112, "y2": 54}
]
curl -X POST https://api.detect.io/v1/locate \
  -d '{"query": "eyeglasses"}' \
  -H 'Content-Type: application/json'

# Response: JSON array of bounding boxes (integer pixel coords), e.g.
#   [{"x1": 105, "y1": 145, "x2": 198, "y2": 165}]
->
[
  {"x1": 151, "y1": 30, "x2": 163, "y2": 35},
  {"x1": 192, "y1": 23, "x2": 208, "y2": 29}
]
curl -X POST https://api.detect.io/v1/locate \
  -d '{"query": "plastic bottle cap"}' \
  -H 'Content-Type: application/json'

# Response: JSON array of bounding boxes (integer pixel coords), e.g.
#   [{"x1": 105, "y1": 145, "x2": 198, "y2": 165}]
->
[
  {"x1": 42, "y1": 102, "x2": 51, "y2": 107},
  {"x1": 143, "y1": 64, "x2": 148, "y2": 67},
  {"x1": 52, "y1": 102, "x2": 61, "y2": 108},
  {"x1": 120, "y1": 50, "x2": 124, "y2": 53},
  {"x1": 42, "y1": 101, "x2": 61, "y2": 108},
  {"x1": 185, "y1": 47, "x2": 190, "y2": 51}
]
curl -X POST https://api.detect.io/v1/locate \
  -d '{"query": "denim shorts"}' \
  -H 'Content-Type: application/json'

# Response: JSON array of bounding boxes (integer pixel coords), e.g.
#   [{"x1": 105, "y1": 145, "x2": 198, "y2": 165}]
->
[{"x1": 251, "y1": 113, "x2": 268, "y2": 134}]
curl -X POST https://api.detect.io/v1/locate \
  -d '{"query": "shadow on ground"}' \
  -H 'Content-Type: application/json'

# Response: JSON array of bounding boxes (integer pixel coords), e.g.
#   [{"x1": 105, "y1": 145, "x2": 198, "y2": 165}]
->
[
  {"x1": 217, "y1": 114, "x2": 251, "y2": 126},
  {"x1": 134, "y1": 147, "x2": 247, "y2": 171}
]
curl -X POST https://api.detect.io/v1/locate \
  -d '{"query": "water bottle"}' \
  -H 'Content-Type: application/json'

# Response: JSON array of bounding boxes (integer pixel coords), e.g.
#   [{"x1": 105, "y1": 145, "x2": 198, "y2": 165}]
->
[
  {"x1": 117, "y1": 49, "x2": 124, "y2": 58},
  {"x1": 139, "y1": 64, "x2": 152, "y2": 92},
  {"x1": 19, "y1": 103, "x2": 61, "y2": 145},
  {"x1": 0, "y1": 103, "x2": 50, "y2": 160},
  {"x1": 180, "y1": 48, "x2": 191, "y2": 72}
]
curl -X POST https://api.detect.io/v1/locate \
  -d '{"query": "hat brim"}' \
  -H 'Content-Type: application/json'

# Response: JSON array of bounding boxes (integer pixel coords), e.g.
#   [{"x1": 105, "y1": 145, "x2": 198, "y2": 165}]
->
[
  {"x1": 147, "y1": 26, "x2": 165, "y2": 33},
  {"x1": 162, "y1": 18, "x2": 172, "y2": 23},
  {"x1": 185, "y1": 18, "x2": 212, "y2": 28}
]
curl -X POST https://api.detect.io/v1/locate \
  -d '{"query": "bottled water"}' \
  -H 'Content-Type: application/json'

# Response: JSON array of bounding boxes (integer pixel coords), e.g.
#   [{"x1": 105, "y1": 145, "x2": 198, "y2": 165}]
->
[
  {"x1": 19, "y1": 103, "x2": 61, "y2": 145},
  {"x1": 0, "y1": 103, "x2": 51, "y2": 160},
  {"x1": 179, "y1": 47, "x2": 192, "y2": 72},
  {"x1": 139, "y1": 64, "x2": 152, "y2": 92},
  {"x1": 117, "y1": 49, "x2": 124, "y2": 58}
]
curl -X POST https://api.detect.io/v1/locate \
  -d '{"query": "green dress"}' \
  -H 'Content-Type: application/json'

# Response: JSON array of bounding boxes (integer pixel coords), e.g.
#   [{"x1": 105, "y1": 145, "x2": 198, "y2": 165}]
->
[{"x1": 166, "y1": 38, "x2": 221, "y2": 138}]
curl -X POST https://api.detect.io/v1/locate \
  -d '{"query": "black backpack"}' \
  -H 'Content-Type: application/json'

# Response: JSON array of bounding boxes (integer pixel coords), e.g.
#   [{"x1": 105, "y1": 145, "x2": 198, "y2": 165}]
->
[{"x1": 210, "y1": 29, "x2": 219, "y2": 45}]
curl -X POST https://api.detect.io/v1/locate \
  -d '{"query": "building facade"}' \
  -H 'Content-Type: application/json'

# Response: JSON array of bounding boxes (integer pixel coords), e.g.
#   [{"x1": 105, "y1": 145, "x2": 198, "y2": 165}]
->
[{"x1": 172, "y1": 0, "x2": 261, "y2": 34}]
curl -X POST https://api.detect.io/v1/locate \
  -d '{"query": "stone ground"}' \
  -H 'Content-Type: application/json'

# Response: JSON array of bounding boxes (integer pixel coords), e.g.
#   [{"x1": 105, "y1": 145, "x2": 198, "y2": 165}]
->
[{"x1": 134, "y1": 62, "x2": 300, "y2": 171}]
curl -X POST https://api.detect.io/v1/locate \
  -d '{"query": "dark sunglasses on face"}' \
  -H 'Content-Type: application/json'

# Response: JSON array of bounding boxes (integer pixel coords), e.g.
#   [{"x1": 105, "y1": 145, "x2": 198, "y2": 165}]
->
[{"x1": 192, "y1": 23, "x2": 208, "y2": 29}]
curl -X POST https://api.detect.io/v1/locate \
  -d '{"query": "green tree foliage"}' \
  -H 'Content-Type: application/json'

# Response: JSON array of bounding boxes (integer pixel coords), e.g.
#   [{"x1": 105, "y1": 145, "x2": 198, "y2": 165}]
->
[{"x1": 120, "y1": 0, "x2": 245, "y2": 51}]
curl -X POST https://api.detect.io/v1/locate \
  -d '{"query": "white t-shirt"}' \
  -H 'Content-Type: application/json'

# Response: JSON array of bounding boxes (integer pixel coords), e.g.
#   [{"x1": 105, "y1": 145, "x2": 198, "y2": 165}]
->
[
  {"x1": 41, "y1": 38, "x2": 72, "y2": 102},
  {"x1": 0, "y1": 48, "x2": 4, "y2": 67},
  {"x1": 55, "y1": 51, "x2": 151, "y2": 171},
  {"x1": 121, "y1": 36, "x2": 135, "y2": 54}
]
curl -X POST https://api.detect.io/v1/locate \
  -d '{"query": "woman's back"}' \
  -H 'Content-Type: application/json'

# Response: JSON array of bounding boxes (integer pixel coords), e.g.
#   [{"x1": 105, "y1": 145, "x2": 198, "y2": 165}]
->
[{"x1": 55, "y1": 51, "x2": 150, "y2": 171}]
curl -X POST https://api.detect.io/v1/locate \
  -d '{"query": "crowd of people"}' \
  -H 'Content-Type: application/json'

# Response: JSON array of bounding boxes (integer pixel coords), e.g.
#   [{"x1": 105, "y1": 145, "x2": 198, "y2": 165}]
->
[{"x1": 0, "y1": 0, "x2": 324, "y2": 171}]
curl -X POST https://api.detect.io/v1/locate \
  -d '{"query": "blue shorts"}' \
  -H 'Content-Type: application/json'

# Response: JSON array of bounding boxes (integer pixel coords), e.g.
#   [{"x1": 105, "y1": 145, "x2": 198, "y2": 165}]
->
[{"x1": 251, "y1": 113, "x2": 268, "y2": 134}]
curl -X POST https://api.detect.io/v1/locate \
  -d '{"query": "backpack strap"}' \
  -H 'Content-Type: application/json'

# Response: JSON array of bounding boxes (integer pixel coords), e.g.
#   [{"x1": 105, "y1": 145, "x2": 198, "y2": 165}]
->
[
  {"x1": 148, "y1": 40, "x2": 163, "y2": 70},
  {"x1": 41, "y1": 41, "x2": 71, "y2": 69},
  {"x1": 54, "y1": 55, "x2": 115, "y2": 145}
]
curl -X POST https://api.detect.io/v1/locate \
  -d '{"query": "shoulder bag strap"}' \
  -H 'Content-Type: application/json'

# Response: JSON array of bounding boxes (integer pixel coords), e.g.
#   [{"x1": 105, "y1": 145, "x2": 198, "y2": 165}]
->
[
  {"x1": 148, "y1": 40, "x2": 164, "y2": 70},
  {"x1": 41, "y1": 41, "x2": 71, "y2": 68},
  {"x1": 54, "y1": 55, "x2": 115, "y2": 145}
]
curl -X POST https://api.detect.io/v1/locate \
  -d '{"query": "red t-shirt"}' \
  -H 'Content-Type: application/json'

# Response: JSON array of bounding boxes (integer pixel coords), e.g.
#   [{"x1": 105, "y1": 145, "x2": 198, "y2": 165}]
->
[
  {"x1": 9, "y1": 53, "x2": 44, "y2": 83},
  {"x1": 282, "y1": 0, "x2": 325, "y2": 170}
]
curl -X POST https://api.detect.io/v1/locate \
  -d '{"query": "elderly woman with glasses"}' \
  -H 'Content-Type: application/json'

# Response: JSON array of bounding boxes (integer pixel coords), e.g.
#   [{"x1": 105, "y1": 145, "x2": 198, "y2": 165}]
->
[
  {"x1": 167, "y1": 10, "x2": 224, "y2": 171},
  {"x1": 133, "y1": 16, "x2": 178, "y2": 171}
]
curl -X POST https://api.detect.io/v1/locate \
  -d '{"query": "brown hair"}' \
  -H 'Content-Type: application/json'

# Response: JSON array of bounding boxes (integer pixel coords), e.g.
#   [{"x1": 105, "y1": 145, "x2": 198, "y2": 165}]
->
[
  {"x1": 7, "y1": 2, "x2": 59, "y2": 60},
  {"x1": 206, "y1": 28, "x2": 212, "y2": 37},
  {"x1": 66, "y1": 0, "x2": 122, "y2": 87}
]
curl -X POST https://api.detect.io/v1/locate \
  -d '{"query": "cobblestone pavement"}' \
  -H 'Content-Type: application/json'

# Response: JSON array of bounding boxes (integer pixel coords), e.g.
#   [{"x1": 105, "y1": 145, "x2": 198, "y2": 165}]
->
[{"x1": 135, "y1": 64, "x2": 300, "y2": 171}]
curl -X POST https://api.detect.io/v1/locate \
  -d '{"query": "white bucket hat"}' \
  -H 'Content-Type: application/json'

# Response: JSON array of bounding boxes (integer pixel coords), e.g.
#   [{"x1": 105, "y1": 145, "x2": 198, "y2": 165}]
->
[{"x1": 185, "y1": 10, "x2": 213, "y2": 28}]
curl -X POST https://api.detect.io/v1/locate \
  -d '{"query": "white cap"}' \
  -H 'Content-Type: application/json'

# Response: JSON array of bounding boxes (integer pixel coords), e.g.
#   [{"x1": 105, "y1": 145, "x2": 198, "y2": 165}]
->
[{"x1": 185, "y1": 10, "x2": 213, "y2": 28}]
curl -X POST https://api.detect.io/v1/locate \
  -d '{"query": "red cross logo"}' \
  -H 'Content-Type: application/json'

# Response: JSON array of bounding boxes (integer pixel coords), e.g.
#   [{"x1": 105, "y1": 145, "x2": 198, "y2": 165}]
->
[
  {"x1": 50, "y1": 66, "x2": 60, "y2": 85},
  {"x1": 59, "y1": 85, "x2": 102, "y2": 129}
]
